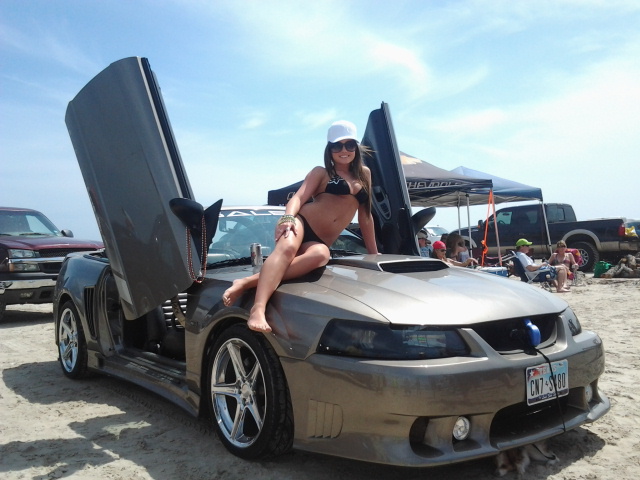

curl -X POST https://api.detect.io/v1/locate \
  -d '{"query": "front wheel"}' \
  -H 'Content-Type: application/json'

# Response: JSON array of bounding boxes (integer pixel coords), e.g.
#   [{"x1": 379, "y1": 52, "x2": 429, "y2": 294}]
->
[
  {"x1": 208, "y1": 324, "x2": 293, "y2": 460},
  {"x1": 57, "y1": 301, "x2": 90, "y2": 379},
  {"x1": 572, "y1": 241, "x2": 599, "y2": 272}
]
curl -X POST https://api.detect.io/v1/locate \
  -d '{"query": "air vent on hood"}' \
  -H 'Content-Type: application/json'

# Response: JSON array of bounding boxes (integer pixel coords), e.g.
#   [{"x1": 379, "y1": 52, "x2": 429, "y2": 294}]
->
[
  {"x1": 330, "y1": 256, "x2": 449, "y2": 273},
  {"x1": 379, "y1": 260, "x2": 449, "y2": 274}
]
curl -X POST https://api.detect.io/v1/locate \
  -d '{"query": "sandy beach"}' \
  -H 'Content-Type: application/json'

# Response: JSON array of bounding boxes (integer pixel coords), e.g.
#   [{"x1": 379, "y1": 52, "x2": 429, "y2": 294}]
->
[{"x1": 1, "y1": 275, "x2": 639, "y2": 480}]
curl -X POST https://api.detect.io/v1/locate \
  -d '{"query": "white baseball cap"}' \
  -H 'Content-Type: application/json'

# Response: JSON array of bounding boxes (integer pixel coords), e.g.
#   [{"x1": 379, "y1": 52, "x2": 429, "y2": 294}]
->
[{"x1": 327, "y1": 120, "x2": 358, "y2": 143}]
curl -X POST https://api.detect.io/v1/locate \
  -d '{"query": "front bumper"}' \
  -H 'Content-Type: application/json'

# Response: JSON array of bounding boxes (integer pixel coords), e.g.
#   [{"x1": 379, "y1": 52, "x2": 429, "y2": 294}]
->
[
  {"x1": 281, "y1": 329, "x2": 609, "y2": 467},
  {"x1": 0, "y1": 276, "x2": 57, "y2": 305}
]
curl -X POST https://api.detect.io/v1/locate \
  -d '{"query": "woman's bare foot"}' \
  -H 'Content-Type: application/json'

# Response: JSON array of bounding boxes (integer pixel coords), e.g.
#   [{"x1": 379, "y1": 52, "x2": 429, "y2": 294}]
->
[
  {"x1": 222, "y1": 279, "x2": 246, "y2": 306},
  {"x1": 557, "y1": 287, "x2": 570, "y2": 293},
  {"x1": 247, "y1": 307, "x2": 271, "y2": 333}
]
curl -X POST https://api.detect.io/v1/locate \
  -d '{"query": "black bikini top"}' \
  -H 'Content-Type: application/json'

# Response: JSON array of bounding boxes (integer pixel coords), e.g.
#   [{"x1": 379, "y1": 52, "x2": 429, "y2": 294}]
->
[{"x1": 324, "y1": 174, "x2": 368, "y2": 204}]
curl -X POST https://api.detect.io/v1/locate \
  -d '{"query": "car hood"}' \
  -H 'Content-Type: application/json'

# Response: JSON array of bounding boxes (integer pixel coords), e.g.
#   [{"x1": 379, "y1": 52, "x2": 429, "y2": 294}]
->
[
  {"x1": 318, "y1": 256, "x2": 567, "y2": 324},
  {"x1": 1, "y1": 236, "x2": 103, "y2": 251}
]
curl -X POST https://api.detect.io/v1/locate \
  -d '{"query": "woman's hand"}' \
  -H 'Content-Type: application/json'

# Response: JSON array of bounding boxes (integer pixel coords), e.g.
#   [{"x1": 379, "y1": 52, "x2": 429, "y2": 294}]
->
[{"x1": 275, "y1": 219, "x2": 297, "y2": 241}]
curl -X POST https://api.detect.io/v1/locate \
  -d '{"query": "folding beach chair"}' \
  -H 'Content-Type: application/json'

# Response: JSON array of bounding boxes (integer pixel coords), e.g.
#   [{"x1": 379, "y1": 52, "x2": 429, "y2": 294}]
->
[
  {"x1": 512, "y1": 252, "x2": 554, "y2": 292},
  {"x1": 565, "y1": 248, "x2": 585, "y2": 286}
]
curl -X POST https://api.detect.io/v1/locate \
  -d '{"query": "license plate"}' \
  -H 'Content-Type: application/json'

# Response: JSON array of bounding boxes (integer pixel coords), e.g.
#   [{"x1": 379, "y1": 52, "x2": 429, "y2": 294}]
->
[{"x1": 526, "y1": 360, "x2": 569, "y2": 406}]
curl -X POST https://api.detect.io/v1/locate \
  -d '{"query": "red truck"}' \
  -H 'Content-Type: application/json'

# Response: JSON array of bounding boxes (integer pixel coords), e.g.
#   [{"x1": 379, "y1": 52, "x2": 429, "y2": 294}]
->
[{"x1": 0, "y1": 207, "x2": 103, "y2": 319}]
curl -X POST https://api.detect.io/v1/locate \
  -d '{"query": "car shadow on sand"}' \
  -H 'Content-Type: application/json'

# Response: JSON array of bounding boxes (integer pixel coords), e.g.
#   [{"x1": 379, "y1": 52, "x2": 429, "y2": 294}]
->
[
  {"x1": 0, "y1": 309, "x2": 53, "y2": 325},
  {"x1": 1, "y1": 360, "x2": 606, "y2": 480}
]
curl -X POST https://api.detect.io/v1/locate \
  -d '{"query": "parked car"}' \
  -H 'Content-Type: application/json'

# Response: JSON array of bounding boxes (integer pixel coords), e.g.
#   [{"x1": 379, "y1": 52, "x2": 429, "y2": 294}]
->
[
  {"x1": 56, "y1": 56, "x2": 609, "y2": 468},
  {"x1": 452, "y1": 203, "x2": 639, "y2": 271},
  {"x1": 0, "y1": 206, "x2": 103, "y2": 319},
  {"x1": 425, "y1": 225, "x2": 448, "y2": 243}
]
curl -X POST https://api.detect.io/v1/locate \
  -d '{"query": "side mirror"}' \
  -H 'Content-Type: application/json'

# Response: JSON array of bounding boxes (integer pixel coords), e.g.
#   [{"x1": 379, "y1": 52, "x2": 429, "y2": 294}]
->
[{"x1": 61, "y1": 229, "x2": 74, "y2": 237}]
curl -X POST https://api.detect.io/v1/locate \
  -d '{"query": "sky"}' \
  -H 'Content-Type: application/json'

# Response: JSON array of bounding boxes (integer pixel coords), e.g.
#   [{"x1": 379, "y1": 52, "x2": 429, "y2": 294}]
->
[{"x1": 1, "y1": 0, "x2": 639, "y2": 241}]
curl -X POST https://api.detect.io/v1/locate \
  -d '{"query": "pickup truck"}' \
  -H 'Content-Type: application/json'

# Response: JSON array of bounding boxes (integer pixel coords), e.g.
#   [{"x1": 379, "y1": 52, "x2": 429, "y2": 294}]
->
[
  {"x1": 452, "y1": 203, "x2": 638, "y2": 271},
  {"x1": 0, "y1": 207, "x2": 103, "y2": 319}
]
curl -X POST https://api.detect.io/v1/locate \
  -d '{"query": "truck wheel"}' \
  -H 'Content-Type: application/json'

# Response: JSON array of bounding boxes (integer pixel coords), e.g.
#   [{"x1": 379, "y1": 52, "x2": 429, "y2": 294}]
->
[{"x1": 573, "y1": 241, "x2": 599, "y2": 272}]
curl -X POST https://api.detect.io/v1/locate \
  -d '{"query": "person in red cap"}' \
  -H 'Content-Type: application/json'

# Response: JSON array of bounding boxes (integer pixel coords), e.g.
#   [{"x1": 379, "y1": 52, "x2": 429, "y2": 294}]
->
[
  {"x1": 432, "y1": 240, "x2": 477, "y2": 267},
  {"x1": 223, "y1": 120, "x2": 379, "y2": 332}
]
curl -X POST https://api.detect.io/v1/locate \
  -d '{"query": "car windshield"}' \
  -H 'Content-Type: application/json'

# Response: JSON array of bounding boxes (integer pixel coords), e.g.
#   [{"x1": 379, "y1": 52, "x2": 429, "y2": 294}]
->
[
  {"x1": 0, "y1": 210, "x2": 61, "y2": 236},
  {"x1": 207, "y1": 208, "x2": 367, "y2": 265},
  {"x1": 208, "y1": 208, "x2": 367, "y2": 266}
]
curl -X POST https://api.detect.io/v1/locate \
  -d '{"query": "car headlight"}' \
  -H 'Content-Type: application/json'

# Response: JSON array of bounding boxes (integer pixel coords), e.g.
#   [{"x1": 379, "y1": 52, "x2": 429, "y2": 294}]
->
[
  {"x1": 317, "y1": 320, "x2": 469, "y2": 360},
  {"x1": 8, "y1": 249, "x2": 37, "y2": 258},
  {"x1": 9, "y1": 263, "x2": 40, "y2": 272},
  {"x1": 563, "y1": 308, "x2": 582, "y2": 336}
]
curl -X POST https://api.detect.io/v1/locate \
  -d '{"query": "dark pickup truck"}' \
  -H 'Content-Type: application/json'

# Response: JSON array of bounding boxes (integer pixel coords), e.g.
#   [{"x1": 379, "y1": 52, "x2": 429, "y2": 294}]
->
[
  {"x1": 453, "y1": 203, "x2": 638, "y2": 271},
  {"x1": 0, "y1": 207, "x2": 103, "y2": 319}
]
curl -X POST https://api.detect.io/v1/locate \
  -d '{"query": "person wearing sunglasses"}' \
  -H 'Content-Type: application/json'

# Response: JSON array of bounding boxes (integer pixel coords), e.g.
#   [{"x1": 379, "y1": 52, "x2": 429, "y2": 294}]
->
[
  {"x1": 431, "y1": 240, "x2": 477, "y2": 267},
  {"x1": 445, "y1": 232, "x2": 477, "y2": 265},
  {"x1": 547, "y1": 240, "x2": 577, "y2": 289},
  {"x1": 222, "y1": 120, "x2": 378, "y2": 332}
]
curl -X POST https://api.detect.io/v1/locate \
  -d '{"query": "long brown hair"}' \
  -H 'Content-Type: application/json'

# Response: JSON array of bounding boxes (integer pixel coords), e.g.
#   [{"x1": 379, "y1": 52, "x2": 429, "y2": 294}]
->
[{"x1": 323, "y1": 143, "x2": 373, "y2": 214}]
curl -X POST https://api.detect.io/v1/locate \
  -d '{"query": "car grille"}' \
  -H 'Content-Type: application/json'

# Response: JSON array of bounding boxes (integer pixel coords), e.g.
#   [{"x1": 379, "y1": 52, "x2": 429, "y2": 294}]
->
[
  {"x1": 38, "y1": 248, "x2": 95, "y2": 258},
  {"x1": 41, "y1": 261, "x2": 64, "y2": 274},
  {"x1": 488, "y1": 390, "x2": 592, "y2": 446},
  {"x1": 471, "y1": 314, "x2": 558, "y2": 353}
]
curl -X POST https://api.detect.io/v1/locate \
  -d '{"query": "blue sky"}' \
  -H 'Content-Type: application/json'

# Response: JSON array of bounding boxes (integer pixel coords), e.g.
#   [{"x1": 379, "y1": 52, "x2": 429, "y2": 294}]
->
[{"x1": 2, "y1": 0, "x2": 639, "y2": 240}]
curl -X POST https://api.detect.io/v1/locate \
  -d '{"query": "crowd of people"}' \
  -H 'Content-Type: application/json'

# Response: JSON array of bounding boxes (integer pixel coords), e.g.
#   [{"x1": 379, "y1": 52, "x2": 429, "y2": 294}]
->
[{"x1": 418, "y1": 230, "x2": 582, "y2": 294}]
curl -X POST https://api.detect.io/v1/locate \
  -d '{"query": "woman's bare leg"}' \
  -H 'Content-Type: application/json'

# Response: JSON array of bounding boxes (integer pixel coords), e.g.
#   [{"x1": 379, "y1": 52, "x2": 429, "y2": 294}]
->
[
  {"x1": 248, "y1": 242, "x2": 330, "y2": 332},
  {"x1": 222, "y1": 274, "x2": 259, "y2": 307},
  {"x1": 556, "y1": 267, "x2": 570, "y2": 292}
]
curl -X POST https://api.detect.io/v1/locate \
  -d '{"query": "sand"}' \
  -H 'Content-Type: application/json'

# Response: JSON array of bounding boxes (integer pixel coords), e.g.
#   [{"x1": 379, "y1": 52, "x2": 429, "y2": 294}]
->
[{"x1": 1, "y1": 276, "x2": 639, "y2": 480}]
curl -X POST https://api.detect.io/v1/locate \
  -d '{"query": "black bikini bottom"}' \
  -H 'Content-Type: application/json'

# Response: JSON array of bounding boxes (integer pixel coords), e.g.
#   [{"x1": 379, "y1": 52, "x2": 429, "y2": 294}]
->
[{"x1": 297, "y1": 214, "x2": 327, "y2": 246}]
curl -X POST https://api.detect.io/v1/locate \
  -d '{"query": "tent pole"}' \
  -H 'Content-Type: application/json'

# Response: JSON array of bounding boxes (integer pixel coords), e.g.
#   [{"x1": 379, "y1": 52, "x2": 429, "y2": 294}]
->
[
  {"x1": 491, "y1": 191, "x2": 501, "y2": 262},
  {"x1": 481, "y1": 190, "x2": 493, "y2": 266},
  {"x1": 466, "y1": 193, "x2": 472, "y2": 257},
  {"x1": 540, "y1": 198, "x2": 551, "y2": 252}
]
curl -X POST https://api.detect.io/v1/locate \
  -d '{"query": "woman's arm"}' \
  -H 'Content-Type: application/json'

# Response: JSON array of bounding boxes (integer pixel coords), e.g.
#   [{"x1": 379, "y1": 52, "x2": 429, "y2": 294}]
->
[
  {"x1": 285, "y1": 166, "x2": 325, "y2": 216},
  {"x1": 277, "y1": 167, "x2": 325, "y2": 239},
  {"x1": 358, "y1": 167, "x2": 379, "y2": 254},
  {"x1": 357, "y1": 206, "x2": 378, "y2": 254}
]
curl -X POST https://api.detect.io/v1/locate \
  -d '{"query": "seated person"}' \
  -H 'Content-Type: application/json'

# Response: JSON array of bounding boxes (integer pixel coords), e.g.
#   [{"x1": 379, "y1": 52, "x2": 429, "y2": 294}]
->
[
  {"x1": 445, "y1": 233, "x2": 477, "y2": 265},
  {"x1": 515, "y1": 238, "x2": 569, "y2": 293},
  {"x1": 417, "y1": 230, "x2": 432, "y2": 257},
  {"x1": 548, "y1": 240, "x2": 578, "y2": 289},
  {"x1": 432, "y1": 240, "x2": 477, "y2": 267}
]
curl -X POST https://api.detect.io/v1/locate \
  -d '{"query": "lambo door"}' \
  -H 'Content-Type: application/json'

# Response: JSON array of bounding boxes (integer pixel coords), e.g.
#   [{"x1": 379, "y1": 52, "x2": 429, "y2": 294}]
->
[
  {"x1": 65, "y1": 57, "x2": 198, "y2": 320},
  {"x1": 361, "y1": 103, "x2": 419, "y2": 256}
]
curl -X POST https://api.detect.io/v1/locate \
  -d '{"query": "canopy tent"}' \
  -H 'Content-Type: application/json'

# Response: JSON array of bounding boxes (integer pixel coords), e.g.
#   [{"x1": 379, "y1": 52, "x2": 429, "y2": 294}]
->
[
  {"x1": 449, "y1": 165, "x2": 543, "y2": 203},
  {"x1": 266, "y1": 152, "x2": 493, "y2": 207},
  {"x1": 449, "y1": 165, "x2": 548, "y2": 264},
  {"x1": 401, "y1": 153, "x2": 493, "y2": 207},
  {"x1": 265, "y1": 155, "x2": 547, "y2": 262}
]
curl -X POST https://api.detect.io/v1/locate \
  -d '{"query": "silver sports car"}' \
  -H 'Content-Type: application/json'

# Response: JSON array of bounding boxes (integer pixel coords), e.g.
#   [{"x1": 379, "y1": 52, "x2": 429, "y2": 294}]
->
[{"x1": 55, "y1": 57, "x2": 609, "y2": 467}]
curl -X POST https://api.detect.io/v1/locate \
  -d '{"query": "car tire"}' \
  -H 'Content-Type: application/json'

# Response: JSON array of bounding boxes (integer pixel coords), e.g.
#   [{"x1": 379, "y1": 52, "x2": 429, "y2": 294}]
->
[
  {"x1": 573, "y1": 241, "x2": 599, "y2": 272},
  {"x1": 208, "y1": 324, "x2": 293, "y2": 460},
  {"x1": 57, "y1": 301, "x2": 90, "y2": 379}
]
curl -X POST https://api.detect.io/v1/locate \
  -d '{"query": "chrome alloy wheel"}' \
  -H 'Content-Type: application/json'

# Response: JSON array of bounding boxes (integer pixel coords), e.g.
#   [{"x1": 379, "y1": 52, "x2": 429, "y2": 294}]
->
[
  {"x1": 58, "y1": 305, "x2": 80, "y2": 373},
  {"x1": 211, "y1": 337, "x2": 266, "y2": 448}
]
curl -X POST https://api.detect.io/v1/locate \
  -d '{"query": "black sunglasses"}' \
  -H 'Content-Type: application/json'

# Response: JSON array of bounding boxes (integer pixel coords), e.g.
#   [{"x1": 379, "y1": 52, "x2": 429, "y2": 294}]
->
[{"x1": 329, "y1": 140, "x2": 358, "y2": 153}]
